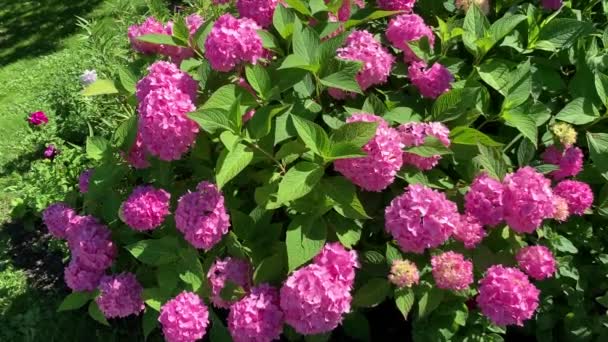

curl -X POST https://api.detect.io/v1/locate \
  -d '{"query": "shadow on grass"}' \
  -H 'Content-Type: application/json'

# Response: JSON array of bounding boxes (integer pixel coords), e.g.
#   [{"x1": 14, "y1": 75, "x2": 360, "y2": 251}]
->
[{"x1": 0, "y1": 0, "x2": 103, "y2": 66}]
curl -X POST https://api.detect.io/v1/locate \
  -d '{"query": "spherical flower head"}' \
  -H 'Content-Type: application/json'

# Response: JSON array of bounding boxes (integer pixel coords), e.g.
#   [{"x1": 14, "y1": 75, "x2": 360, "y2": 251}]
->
[
  {"x1": 28, "y1": 111, "x2": 48, "y2": 125},
  {"x1": 207, "y1": 257, "x2": 252, "y2": 308},
  {"x1": 79, "y1": 169, "x2": 93, "y2": 194},
  {"x1": 159, "y1": 291, "x2": 209, "y2": 342},
  {"x1": 96, "y1": 272, "x2": 145, "y2": 318},
  {"x1": 551, "y1": 122, "x2": 577, "y2": 147},
  {"x1": 377, "y1": 0, "x2": 417, "y2": 12},
  {"x1": 516, "y1": 246, "x2": 556, "y2": 280},
  {"x1": 43, "y1": 202, "x2": 76, "y2": 239},
  {"x1": 455, "y1": 0, "x2": 491, "y2": 14},
  {"x1": 553, "y1": 180, "x2": 594, "y2": 216},
  {"x1": 399, "y1": 122, "x2": 451, "y2": 170},
  {"x1": 65, "y1": 214, "x2": 100, "y2": 248},
  {"x1": 136, "y1": 61, "x2": 198, "y2": 102},
  {"x1": 477, "y1": 265, "x2": 540, "y2": 326},
  {"x1": 464, "y1": 172, "x2": 504, "y2": 226},
  {"x1": 80, "y1": 69, "x2": 98, "y2": 86},
  {"x1": 408, "y1": 61, "x2": 453, "y2": 98},
  {"x1": 541, "y1": 145, "x2": 583, "y2": 180},
  {"x1": 228, "y1": 284, "x2": 284, "y2": 342},
  {"x1": 552, "y1": 195, "x2": 570, "y2": 221},
  {"x1": 336, "y1": 30, "x2": 395, "y2": 92},
  {"x1": 313, "y1": 242, "x2": 359, "y2": 285},
  {"x1": 454, "y1": 214, "x2": 486, "y2": 249},
  {"x1": 138, "y1": 86, "x2": 198, "y2": 161},
  {"x1": 502, "y1": 167, "x2": 554, "y2": 234},
  {"x1": 542, "y1": 0, "x2": 562, "y2": 10},
  {"x1": 123, "y1": 132, "x2": 150, "y2": 169},
  {"x1": 120, "y1": 186, "x2": 171, "y2": 231},
  {"x1": 280, "y1": 264, "x2": 353, "y2": 335},
  {"x1": 334, "y1": 113, "x2": 404, "y2": 192},
  {"x1": 205, "y1": 14, "x2": 264, "y2": 72},
  {"x1": 44, "y1": 144, "x2": 58, "y2": 159},
  {"x1": 128, "y1": 17, "x2": 165, "y2": 54},
  {"x1": 64, "y1": 260, "x2": 104, "y2": 291},
  {"x1": 388, "y1": 259, "x2": 420, "y2": 288},
  {"x1": 385, "y1": 184, "x2": 459, "y2": 253},
  {"x1": 431, "y1": 251, "x2": 473, "y2": 291},
  {"x1": 71, "y1": 221, "x2": 116, "y2": 270},
  {"x1": 386, "y1": 14, "x2": 435, "y2": 63},
  {"x1": 175, "y1": 181, "x2": 231, "y2": 250},
  {"x1": 237, "y1": 0, "x2": 278, "y2": 28}
]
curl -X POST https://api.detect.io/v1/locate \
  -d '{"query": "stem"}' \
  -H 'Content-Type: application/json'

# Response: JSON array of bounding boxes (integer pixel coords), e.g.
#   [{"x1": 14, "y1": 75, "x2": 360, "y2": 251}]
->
[
  {"x1": 502, "y1": 133, "x2": 523, "y2": 153},
  {"x1": 243, "y1": 140, "x2": 286, "y2": 174}
]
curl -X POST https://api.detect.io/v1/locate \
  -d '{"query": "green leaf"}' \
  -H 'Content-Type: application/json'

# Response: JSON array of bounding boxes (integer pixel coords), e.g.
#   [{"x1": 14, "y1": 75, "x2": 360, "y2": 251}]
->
[
  {"x1": 344, "y1": 9, "x2": 400, "y2": 29},
  {"x1": 248, "y1": 105, "x2": 291, "y2": 139},
  {"x1": 325, "y1": 211, "x2": 362, "y2": 248},
  {"x1": 550, "y1": 234, "x2": 578, "y2": 254},
  {"x1": 322, "y1": 176, "x2": 369, "y2": 219},
  {"x1": 137, "y1": 33, "x2": 181, "y2": 47},
  {"x1": 502, "y1": 110, "x2": 538, "y2": 147},
  {"x1": 284, "y1": 0, "x2": 311, "y2": 15},
  {"x1": 118, "y1": 68, "x2": 137, "y2": 94},
  {"x1": 278, "y1": 54, "x2": 317, "y2": 72},
  {"x1": 291, "y1": 115, "x2": 330, "y2": 156},
  {"x1": 273, "y1": 5, "x2": 295, "y2": 38},
  {"x1": 188, "y1": 109, "x2": 235, "y2": 134},
  {"x1": 318, "y1": 31, "x2": 349, "y2": 67},
  {"x1": 342, "y1": 312, "x2": 371, "y2": 342},
  {"x1": 172, "y1": 17, "x2": 190, "y2": 45},
  {"x1": 113, "y1": 116, "x2": 138, "y2": 150},
  {"x1": 209, "y1": 310, "x2": 233, "y2": 342},
  {"x1": 82, "y1": 79, "x2": 119, "y2": 96},
  {"x1": 477, "y1": 59, "x2": 512, "y2": 96},
  {"x1": 330, "y1": 121, "x2": 378, "y2": 147},
  {"x1": 474, "y1": 144, "x2": 507, "y2": 180},
  {"x1": 57, "y1": 291, "x2": 94, "y2": 312},
  {"x1": 220, "y1": 281, "x2": 247, "y2": 302},
  {"x1": 246, "y1": 64, "x2": 272, "y2": 99},
  {"x1": 257, "y1": 29, "x2": 280, "y2": 51},
  {"x1": 556, "y1": 98, "x2": 600, "y2": 125},
  {"x1": 535, "y1": 19, "x2": 594, "y2": 52},
  {"x1": 489, "y1": 14, "x2": 526, "y2": 44},
  {"x1": 517, "y1": 138, "x2": 536, "y2": 166},
  {"x1": 253, "y1": 250, "x2": 287, "y2": 285},
  {"x1": 142, "y1": 308, "x2": 159, "y2": 339},
  {"x1": 125, "y1": 236, "x2": 180, "y2": 266},
  {"x1": 450, "y1": 127, "x2": 502, "y2": 147},
  {"x1": 193, "y1": 20, "x2": 214, "y2": 52},
  {"x1": 587, "y1": 132, "x2": 608, "y2": 179},
  {"x1": 385, "y1": 243, "x2": 402, "y2": 263},
  {"x1": 406, "y1": 136, "x2": 453, "y2": 157},
  {"x1": 156, "y1": 265, "x2": 178, "y2": 292},
  {"x1": 395, "y1": 288, "x2": 415, "y2": 320},
  {"x1": 417, "y1": 287, "x2": 445, "y2": 318},
  {"x1": 215, "y1": 143, "x2": 254, "y2": 189},
  {"x1": 319, "y1": 60, "x2": 362, "y2": 93},
  {"x1": 503, "y1": 60, "x2": 531, "y2": 109},
  {"x1": 293, "y1": 24, "x2": 319, "y2": 64},
  {"x1": 178, "y1": 247, "x2": 204, "y2": 292},
  {"x1": 595, "y1": 72, "x2": 608, "y2": 107},
  {"x1": 277, "y1": 161, "x2": 325, "y2": 204},
  {"x1": 431, "y1": 87, "x2": 480, "y2": 122},
  {"x1": 86, "y1": 136, "x2": 110, "y2": 160},
  {"x1": 202, "y1": 84, "x2": 256, "y2": 112},
  {"x1": 286, "y1": 216, "x2": 327, "y2": 272},
  {"x1": 88, "y1": 301, "x2": 110, "y2": 326},
  {"x1": 325, "y1": 143, "x2": 367, "y2": 160},
  {"x1": 353, "y1": 278, "x2": 390, "y2": 308}
]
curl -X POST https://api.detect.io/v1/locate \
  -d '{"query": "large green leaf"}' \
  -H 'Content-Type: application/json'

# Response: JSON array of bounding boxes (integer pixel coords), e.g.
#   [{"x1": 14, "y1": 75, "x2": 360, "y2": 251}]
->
[
  {"x1": 406, "y1": 136, "x2": 453, "y2": 157},
  {"x1": 286, "y1": 216, "x2": 327, "y2": 272},
  {"x1": 502, "y1": 110, "x2": 538, "y2": 147},
  {"x1": 245, "y1": 64, "x2": 272, "y2": 99},
  {"x1": 395, "y1": 288, "x2": 415, "y2": 320},
  {"x1": 57, "y1": 291, "x2": 95, "y2": 312},
  {"x1": 201, "y1": 84, "x2": 256, "y2": 111},
  {"x1": 353, "y1": 278, "x2": 390, "y2": 308},
  {"x1": 555, "y1": 98, "x2": 600, "y2": 125},
  {"x1": 319, "y1": 60, "x2": 362, "y2": 93},
  {"x1": 248, "y1": 105, "x2": 291, "y2": 139},
  {"x1": 291, "y1": 115, "x2": 330, "y2": 156},
  {"x1": 293, "y1": 24, "x2": 319, "y2": 64},
  {"x1": 330, "y1": 121, "x2": 378, "y2": 148},
  {"x1": 474, "y1": 144, "x2": 508, "y2": 180},
  {"x1": 587, "y1": 132, "x2": 608, "y2": 179},
  {"x1": 450, "y1": 127, "x2": 502, "y2": 147},
  {"x1": 82, "y1": 79, "x2": 119, "y2": 96},
  {"x1": 178, "y1": 247, "x2": 204, "y2": 292},
  {"x1": 503, "y1": 60, "x2": 531, "y2": 110},
  {"x1": 273, "y1": 4, "x2": 295, "y2": 38},
  {"x1": 534, "y1": 19, "x2": 594, "y2": 51},
  {"x1": 431, "y1": 87, "x2": 480, "y2": 122},
  {"x1": 215, "y1": 143, "x2": 254, "y2": 189},
  {"x1": 325, "y1": 211, "x2": 362, "y2": 248},
  {"x1": 88, "y1": 301, "x2": 110, "y2": 326},
  {"x1": 322, "y1": 176, "x2": 369, "y2": 219},
  {"x1": 417, "y1": 287, "x2": 445, "y2": 318},
  {"x1": 86, "y1": 136, "x2": 110, "y2": 160},
  {"x1": 137, "y1": 33, "x2": 181, "y2": 46},
  {"x1": 477, "y1": 59, "x2": 512, "y2": 96},
  {"x1": 277, "y1": 161, "x2": 325, "y2": 204},
  {"x1": 125, "y1": 236, "x2": 180, "y2": 266}
]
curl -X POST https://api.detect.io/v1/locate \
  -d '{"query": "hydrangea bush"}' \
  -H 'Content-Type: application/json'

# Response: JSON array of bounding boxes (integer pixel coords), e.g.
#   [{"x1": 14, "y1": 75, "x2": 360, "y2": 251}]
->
[{"x1": 45, "y1": 0, "x2": 608, "y2": 341}]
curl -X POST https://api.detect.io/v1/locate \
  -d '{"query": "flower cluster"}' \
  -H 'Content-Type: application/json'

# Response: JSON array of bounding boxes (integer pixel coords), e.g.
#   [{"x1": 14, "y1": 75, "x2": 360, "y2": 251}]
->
[
  {"x1": 128, "y1": 17, "x2": 165, "y2": 54},
  {"x1": 96, "y1": 272, "x2": 145, "y2": 318},
  {"x1": 44, "y1": 144, "x2": 58, "y2": 159},
  {"x1": 388, "y1": 259, "x2": 420, "y2": 288},
  {"x1": 464, "y1": 173, "x2": 504, "y2": 227},
  {"x1": 553, "y1": 180, "x2": 594, "y2": 215},
  {"x1": 399, "y1": 121, "x2": 451, "y2": 170},
  {"x1": 516, "y1": 246, "x2": 557, "y2": 280},
  {"x1": 79, "y1": 169, "x2": 93, "y2": 194},
  {"x1": 207, "y1": 257, "x2": 252, "y2": 308},
  {"x1": 431, "y1": 251, "x2": 473, "y2": 291},
  {"x1": 237, "y1": 0, "x2": 278, "y2": 28},
  {"x1": 43, "y1": 203, "x2": 76, "y2": 239},
  {"x1": 453, "y1": 214, "x2": 486, "y2": 249},
  {"x1": 163, "y1": 14, "x2": 205, "y2": 64},
  {"x1": 228, "y1": 284, "x2": 284, "y2": 342},
  {"x1": 27, "y1": 111, "x2": 48, "y2": 126},
  {"x1": 551, "y1": 122, "x2": 577, "y2": 147},
  {"x1": 541, "y1": 145, "x2": 583, "y2": 180},
  {"x1": 159, "y1": 292, "x2": 210, "y2": 342},
  {"x1": 123, "y1": 132, "x2": 150, "y2": 169},
  {"x1": 408, "y1": 61, "x2": 453, "y2": 98},
  {"x1": 120, "y1": 186, "x2": 171, "y2": 231},
  {"x1": 386, "y1": 14, "x2": 435, "y2": 63},
  {"x1": 377, "y1": 0, "x2": 417, "y2": 11}
]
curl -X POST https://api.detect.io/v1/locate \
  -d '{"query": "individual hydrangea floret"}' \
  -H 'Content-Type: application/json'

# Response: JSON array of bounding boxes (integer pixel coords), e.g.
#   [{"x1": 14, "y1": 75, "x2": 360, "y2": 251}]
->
[
  {"x1": 399, "y1": 121, "x2": 451, "y2": 170},
  {"x1": 541, "y1": 145, "x2": 584, "y2": 180},
  {"x1": 43, "y1": 203, "x2": 76, "y2": 239},
  {"x1": 120, "y1": 186, "x2": 171, "y2": 231},
  {"x1": 136, "y1": 61, "x2": 198, "y2": 102},
  {"x1": 71, "y1": 221, "x2": 117, "y2": 270},
  {"x1": 28, "y1": 111, "x2": 48, "y2": 125},
  {"x1": 237, "y1": 0, "x2": 278, "y2": 28},
  {"x1": 502, "y1": 167, "x2": 554, "y2": 234},
  {"x1": 551, "y1": 122, "x2": 577, "y2": 147},
  {"x1": 431, "y1": 251, "x2": 474, "y2": 291},
  {"x1": 464, "y1": 172, "x2": 504, "y2": 227},
  {"x1": 376, "y1": 0, "x2": 417, "y2": 12},
  {"x1": 128, "y1": 17, "x2": 166, "y2": 54},
  {"x1": 553, "y1": 180, "x2": 594, "y2": 216},
  {"x1": 516, "y1": 246, "x2": 556, "y2": 280},
  {"x1": 228, "y1": 284, "x2": 284, "y2": 342},
  {"x1": 408, "y1": 61, "x2": 453, "y2": 98},
  {"x1": 123, "y1": 133, "x2": 150, "y2": 169},
  {"x1": 552, "y1": 196, "x2": 570, "y2": 221},
  {"x1": 477, "y1": 265, "x2": 540, "y2": 326},
  {"x1": 175, "y1": 181, "x2": 231, "y2": 250},
  {"x1": 453, "y1": 214, "x2": 486, "y2": 249},
  {"x1": 96, "y1": 272, "x2": 145, "y2": 318},
  {"x1": 385, "y1": 184, "x2": 460, "y2": 253},
  {"x1": 207, "y1": 257, "x2": 252, "y2": 308},
  {"x1": 334, "y1": 113, "x2": 404, "y2": 192},
  {"x1": 313, "y1": 242, "x2": 359, "y2": 286},
  {"x1": 388, "y1": 259, "x2": 420, "y2": 288},
  {"x1": 64, "y1": 260, "x2": 104, "y2": 292},
  {"x1": 80, "y1": 69, "x2": 98, "y2": 86},
  {"x1": 159, "y1": 291, "x2": 210, "y2": 342},
  {"x1": 386, "y1": 14, "x2": 435, "y2": 63},
  {"x1": 205, "y1": 14, "x2": 264, "y2": 72},
  {"x1": 79, "y1": 169, "x2": 93, "y2": 194}
]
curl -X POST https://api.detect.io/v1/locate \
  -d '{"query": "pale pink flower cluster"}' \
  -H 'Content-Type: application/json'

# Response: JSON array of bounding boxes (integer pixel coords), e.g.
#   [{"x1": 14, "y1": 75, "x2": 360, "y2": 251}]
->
[
  {"x1": 159, "y1": 291, "x2": 210, "y2": 342},
  {"x1": 137, "y1": 61, "x2": 199, "y2": 161},
  {"x1": 123, "y1": 133, "x2": 150, "y2": 169},
  {"x1": 541, "y1": 145, "x2": 583, "y2": 180},
  {"x1": 408, "y1": 61, "x2": 453, "y2": 98},
  {"x1": 502, "y1": 167, "x2": 554, "y2": 234},
  {"x1": 175, "y1": 181, "x2": 231, "y2": 250},
  {"x1": 237, "y1": 0, "x2": 278, "y2": 28},
  {"x1": 552, "y1": 196, "x2": 570, "y2": 221},
  {"x1": 205, "y1": 14, "x2": 264, "y2": 72},
  {"x1": 464, "y1": 173, "x2": 504, "y2": 227},
  {"x1": 43, "y1": 203, "x2": 76, "y2": 239},
  {"x1": 553, "y1": 180, "x2": 594, "y2": 216},
  {"x1": 431, "y1": 251, "x2": 473, "y2": 291},
  {"x1": 96, "y1": 272, "x2": 145, "y2": 318},
  {"x1": 477, "y1": 265, "x2": 540, "y2": 326},
  {"x1": 228, "y1": 284, "x2": 284, "y2": 342},
  {"x1": 79, "y1": 169, "x2": 93, "y2": 194},
  {"x1": 454, "y1": 214, "x2": 486, "y2": 249},
  {"x1": 516, "y1": 246, "x2": 556, "y2": 280},
  {"x1": 207, "y1": 257, "x2": 252, "y2": 308},
  {"x1": 377, "y1": 0, "x2": 417, "y2": 11},
  {"x1": 399, "y1": 121, "x2": 450, "y2": 170},
  {"x1": 386, "y1": 14, "x2": 434, "y2": 63},
  {"x1": 280, "y1": 243, "x2": 358, "y2": 335},
  {"x1": 120, "y1": 186, "x2": 171, "y2": 231},
  {"x1": 388, "y1": 259, "x2": 420, "y2": 288},
  {"x1": 334, "y1": 113, "x2": 403, "y2": 192},
  {"x1": 385, "y1": 184, "x2": 460, "y2": 253}
]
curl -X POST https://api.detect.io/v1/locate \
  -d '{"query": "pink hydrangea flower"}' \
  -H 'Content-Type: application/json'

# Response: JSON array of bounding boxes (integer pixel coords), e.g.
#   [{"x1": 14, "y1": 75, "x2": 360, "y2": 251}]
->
[
  {"x1": 453, "y1": 214, "x2": 486, "y2": 249},
  {"x1": 79, "y1": 169, "x2": 93, "y2": 194},
  {"x1": 385, "y1": 184, "x2": 459, "y2": 254},
  {"x1": 123, "y1": 132, "x2": 150, "y2": 169},
  {"x1": 541, "y1": 145, "x2": 584, "y2": 180},
  {"x1": 552, "y1": 196, "x2": 570, "y2": 221},
  {"x1": 386, "y1": 14, "x2": 435, "y2": 63},
  {"x1": 175, "y1": 181, "x2": 231, "y2": 250},
  {"x1": 377, "y1": 0, "x2": 417, "y2": 11},
  {"x1": 399, "y1": 121, "x2": 451, "y2": 170},
  {"x1": 334, "y1": 113, "x2": 404, "y2": 192},
  {"x1": 71, "y1": 221, "x2": 117, "y2": 270},
  {"x1": 431, "y1": 251, "x2": 473, "y2": 291},
  {"x1": 205, "y1": 14, "x2": 264, "y2": 72},
  {"x1": 120, "y1": 186, "x2": 171, "y2": 231},
  {"x1": 128, "y1": 17, "x2": 166, "y2": 54},
  {"x1": 136, "y1": 61, "x2": 198, "y2": 102},
  {"x1": 65, "y1": 214, "x2": 100, "y2": 248},
  {"x1": 243, "y1": 109, "x2": 256, "y2": 123},
  {"x1": 159, "y1": 292, "x2": 209, "y2": 342},
  {"x1": 331, "y1": 0, "x2": 365, "y2": 21},
  {"x1": 43, "y1": 203, "x2": 76, "y2": 239},
  {"x1": 237, "y1": 0, "x2": 278, "y2": 28},
  {"x1": 388, "y1": 259, "x2": 419, "y2": 288},
  {"x1": 553, "y1": 180, "x2": 594, "y2": 215},
  {"x1": 516, "y1": 246, "x2": 556, "y2": 280},
  {"x1": 502, "y1": 167, "x2": 554, "y2": 234},
  {"x1": 96, "y1": 272, "x2": 145, "y2": 318},
  {"x1": 313, "y1": 242, "x2": 359, "y2": 286},
  {"x1": 464, "y1": 172, "x2": 504, "y2": 227},
  {"x1": 44, "y1": 144, "x2": 58, "y2": 159},
  {"x1": 207, "y1": 257, "x2": 252, "y2": 308},
  {"x1": 28, "y1": 111, "x2": 48, "y2": 125},
  {"x1": 477, "y1": 265, "x2": 540, "y2": 326},
  {"x1": 228, "y1": 284, "x2": 284, "y2": 342},
  {"x1": 408, "y1": 61, "x2": 453, "y2": 98},
  {"x1": 542, "y1": 0, "x2": 562, "y2": 10},
  {"x1": 64, "y1": 260, "x2": 104, "y2": 292},
  {"x1": 163, "y1": 14, "x2": 205, "y2": 64},
  {"x1": 327, "y1": 88, "x2": 356, "y2": 100}
]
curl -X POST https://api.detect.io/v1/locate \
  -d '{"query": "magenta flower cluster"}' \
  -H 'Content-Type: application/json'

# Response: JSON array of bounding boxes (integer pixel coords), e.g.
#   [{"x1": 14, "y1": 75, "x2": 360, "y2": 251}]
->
[
  {"x1": 453, "y1": 214, "x2": 486, "y2": 249},
  {"x1": 464, "y1": 173, "x2": 504, "y2": 227},
  {"x1": 542, "y1": 145, "x2": 583, "y2": 180},
  {"x1": 408, "y1": 61, "x2": 454, "y2": 98},
  {"x1": 431, "y1": 251, "x2": 474, "y2": 291},
  {"x1": 28, "y1": 111, "x2": 48, "y2": 125},
  {"x1": 159, "y1": 291, "x2": 210, "y2": 342},
  {"x1": 228, "y1": 284, "x2": 284, "y2": 342},
  {"x1": 553, "y1": 180, "x2": 594, "y2": 216},
  {"x1": 96, "y1": 272, "x2": 145, "y2": 318},
  {"x1": 120, "y1": 185, "x2": 171, "y2": 231},
  {"x1": 399, "y1": 121, "x2": 451, "y2": 170},
  {"x1": 386, "y1": 14, "x2": 435, "y2": 63},
  {"x1": 123, "y1": 132, "x2": 150, "y2": 169},
  {"x1": 79, "y1": 169, "x2": 93, "y2": 194},
  {"x1": 207, "y1": 257, "x2": 252, "y2": 308},
  {"x1": 516, "y1": 246, "x2": 557, "y2": 280},
  {"x1": 377, "y1": 0, "x2": 417, "y2": 11},
  {"x1": 236, "y1": 0, "x2": 278, "y2": 28}
]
